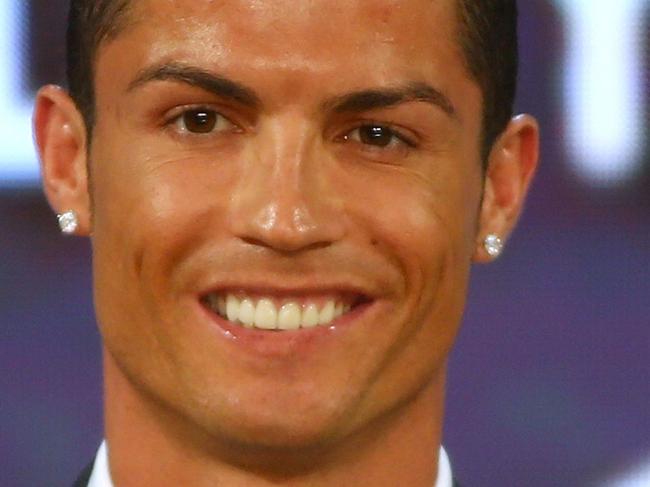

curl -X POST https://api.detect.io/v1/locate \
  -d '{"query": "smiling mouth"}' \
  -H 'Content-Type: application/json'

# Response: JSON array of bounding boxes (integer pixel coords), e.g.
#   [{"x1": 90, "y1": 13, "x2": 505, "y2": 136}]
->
[{"x1": 201, "y1": 292, "x2": 367, "y2": 331}]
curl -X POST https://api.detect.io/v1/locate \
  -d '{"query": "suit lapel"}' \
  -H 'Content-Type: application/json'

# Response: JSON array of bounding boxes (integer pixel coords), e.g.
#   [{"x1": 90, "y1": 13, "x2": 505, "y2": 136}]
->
[{"x1": 72, "y1": 461, "x2": 93, "y2": 487}]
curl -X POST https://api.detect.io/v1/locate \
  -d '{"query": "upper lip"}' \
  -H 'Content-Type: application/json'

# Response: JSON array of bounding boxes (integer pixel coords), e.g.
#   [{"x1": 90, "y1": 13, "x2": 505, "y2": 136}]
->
[{"x1": 197, "y1": 281, "x2": 377, "y2": 304}]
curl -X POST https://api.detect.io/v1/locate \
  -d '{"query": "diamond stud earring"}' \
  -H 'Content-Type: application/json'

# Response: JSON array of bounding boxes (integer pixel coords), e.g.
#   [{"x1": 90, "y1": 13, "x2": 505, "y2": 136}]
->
[
  {"x1": 57, "y1": 211, "x2": 79, "y2": 235},
  {"x1": 483, "y1": 234, "x2": 503, "y2": 258}
]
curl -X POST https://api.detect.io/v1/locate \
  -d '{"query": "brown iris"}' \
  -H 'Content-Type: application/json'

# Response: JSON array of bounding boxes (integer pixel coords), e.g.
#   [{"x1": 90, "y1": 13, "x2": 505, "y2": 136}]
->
[
  {"x1": 358, "y1": 125, "x2": 395, "y2": 147},
  {"x1": 182, "y1": 110, "x2": 218, "y2": 133}
]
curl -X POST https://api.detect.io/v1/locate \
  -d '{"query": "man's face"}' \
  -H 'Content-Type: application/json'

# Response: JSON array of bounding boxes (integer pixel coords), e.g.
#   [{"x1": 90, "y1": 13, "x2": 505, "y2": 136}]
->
[{"x1": 90, "y1": 0, "x2": 484, "y2": 449}]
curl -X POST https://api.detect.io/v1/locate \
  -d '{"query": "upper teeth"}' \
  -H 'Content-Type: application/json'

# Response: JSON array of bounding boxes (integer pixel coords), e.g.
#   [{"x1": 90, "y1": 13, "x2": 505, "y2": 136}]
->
[{"x1": 205, "y1": 294, "x2": 351, "y2": 331}]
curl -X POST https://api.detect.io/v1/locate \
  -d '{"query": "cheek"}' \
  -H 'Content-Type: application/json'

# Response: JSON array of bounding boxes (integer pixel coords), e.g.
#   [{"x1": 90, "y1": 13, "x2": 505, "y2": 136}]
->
[
  {"x1": 342, "y1": 163, "x2": 479, "y2": 288},
  {"x1": 91, "y1": 121, "x2": 238, "y2": 258},
  {"x1": 342, "y1": 158, "x2": 482, "y2": 343},
  {"x1": 88, "y1": 128, "x2": 238, "y2": 346},
  {"x1": 337, "y1": 164, "x2": 480, "y2": 419}
]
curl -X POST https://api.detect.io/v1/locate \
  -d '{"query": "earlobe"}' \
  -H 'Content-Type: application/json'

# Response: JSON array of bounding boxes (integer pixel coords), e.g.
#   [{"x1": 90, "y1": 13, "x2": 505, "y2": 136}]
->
[
  {"x1": 33, "y1": 85, "x2": 92, "y2": 236},
  {"x1": 473, "y1": 114, "x2": 540, "y2": 263}
]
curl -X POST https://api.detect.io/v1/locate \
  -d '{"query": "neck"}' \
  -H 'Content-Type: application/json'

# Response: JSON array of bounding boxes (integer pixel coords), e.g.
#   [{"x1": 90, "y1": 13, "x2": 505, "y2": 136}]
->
[{"x1": 104, "y1": 351, "x2": 446, "y2": 487}]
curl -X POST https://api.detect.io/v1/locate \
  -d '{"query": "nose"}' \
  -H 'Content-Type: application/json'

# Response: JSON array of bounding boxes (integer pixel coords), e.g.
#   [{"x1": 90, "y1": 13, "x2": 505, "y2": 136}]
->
[{"x1": 228, "y1": 114, "x2": 346, "y2": 253}]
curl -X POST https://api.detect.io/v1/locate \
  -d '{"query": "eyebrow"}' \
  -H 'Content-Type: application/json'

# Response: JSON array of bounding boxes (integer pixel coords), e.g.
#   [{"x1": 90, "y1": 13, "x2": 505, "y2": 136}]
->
[
  {"x1": 127, "y1": 62, "x2": 262, "y2": 108},
  {"x1": 127, "y1": 62, "x2": 455, "y2": 117},
  {"x1": 323, "y1": 82, "x2": 457, "y2": 118}
]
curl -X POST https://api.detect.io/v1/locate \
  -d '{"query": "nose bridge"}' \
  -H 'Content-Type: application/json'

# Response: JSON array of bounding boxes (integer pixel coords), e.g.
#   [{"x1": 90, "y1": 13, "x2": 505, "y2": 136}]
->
[
  {"x1": 229, "y1": 111, "x2": 345, "y2": 251},
  {"x1": 266, "y1": 113, "x2": 314, "y2": 199}
]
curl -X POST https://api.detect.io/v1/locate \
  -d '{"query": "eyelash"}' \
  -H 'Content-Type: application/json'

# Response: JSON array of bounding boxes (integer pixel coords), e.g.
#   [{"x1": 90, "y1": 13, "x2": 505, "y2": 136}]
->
[
  {"x1": 341, "y1": 123, "x2": 417, "y2": 150},
  {"x1": 164, "y1": 107, "x2": 418, "y2": 151},
  {"x1": 165, "y1": 106, "x2": 237, "y2": 135}
]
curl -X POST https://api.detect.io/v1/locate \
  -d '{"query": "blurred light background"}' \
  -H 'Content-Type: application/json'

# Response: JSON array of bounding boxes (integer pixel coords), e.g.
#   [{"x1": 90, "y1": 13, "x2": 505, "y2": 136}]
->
[{"x1": 1, "y1": 0, "x2": 648, "y2": 485}]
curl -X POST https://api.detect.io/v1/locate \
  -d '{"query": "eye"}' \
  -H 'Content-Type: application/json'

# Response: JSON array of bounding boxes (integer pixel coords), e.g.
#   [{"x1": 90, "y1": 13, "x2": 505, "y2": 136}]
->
[
  {"x1": 170, "y1": 108, "x2": 234, "y2": 135},
  {"x1": 345, "y1": 124, "x2": 415, "y2": 149}
]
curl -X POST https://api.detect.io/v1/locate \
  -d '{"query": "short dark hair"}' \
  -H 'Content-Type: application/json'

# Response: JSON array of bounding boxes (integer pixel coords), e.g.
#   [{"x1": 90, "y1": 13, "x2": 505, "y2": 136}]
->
[
  {"x1": 457, "y1": 0, "x2": 519, "y2": 160},
  {"x1": 66, "y1": 0, "x2": 518, "y2": 160},
  {"x1": 66, "y1": 0, "x2": 130, "y2": 131}
]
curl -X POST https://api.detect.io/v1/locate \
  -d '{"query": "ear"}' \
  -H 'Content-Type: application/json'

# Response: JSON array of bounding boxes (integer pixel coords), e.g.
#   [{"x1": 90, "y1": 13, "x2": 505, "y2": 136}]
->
[
  {"x1": 473, "y1": 114, "x2": 540, "y2": 263},
  {"x1": 33, "y1": 85, "x2": 92, "y2": 236}
]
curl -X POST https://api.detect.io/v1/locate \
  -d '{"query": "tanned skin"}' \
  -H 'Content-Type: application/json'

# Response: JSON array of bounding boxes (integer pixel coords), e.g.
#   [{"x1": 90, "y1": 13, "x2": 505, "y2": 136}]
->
[{"x1": 34, "y1": 0, "x2": 539, "y2": 485}]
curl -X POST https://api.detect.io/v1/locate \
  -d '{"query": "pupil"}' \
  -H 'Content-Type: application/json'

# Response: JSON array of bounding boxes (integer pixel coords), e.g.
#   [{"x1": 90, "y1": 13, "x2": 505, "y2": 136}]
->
[
  {"x1": 360, "y1": 126, "x2": 392, "y2": 147},
  {"x1": 185, "y1": 110, "x2": 216, "y2": 133}
]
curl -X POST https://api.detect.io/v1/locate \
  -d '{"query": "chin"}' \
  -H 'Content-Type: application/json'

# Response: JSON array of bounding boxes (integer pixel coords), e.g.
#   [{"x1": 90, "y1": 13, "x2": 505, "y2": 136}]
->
[
  {"x1": 180, "y1": 401, "x2": 358, "y2": 470},
  {"x1": 201, "y1": 393, "x2": 353, "y2": 451}
]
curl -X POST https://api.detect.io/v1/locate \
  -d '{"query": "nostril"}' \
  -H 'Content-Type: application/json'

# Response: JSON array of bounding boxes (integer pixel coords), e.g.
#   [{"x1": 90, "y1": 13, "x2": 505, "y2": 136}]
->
[
  {"x1": 230, "y1": 189, "x2": 346, "y2": 252},
  {"x1": 239, "y1": 235, "x2": 332, "y2": 254},
  {"x1": 240, "y1": 236, "x2": 271, "y2": 248}
]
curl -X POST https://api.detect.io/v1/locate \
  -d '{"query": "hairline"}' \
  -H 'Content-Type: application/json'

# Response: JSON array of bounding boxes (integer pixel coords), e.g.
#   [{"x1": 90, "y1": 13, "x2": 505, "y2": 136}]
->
[{"x1": 83, "y1": 0, "x2": 507, "y2": 160}]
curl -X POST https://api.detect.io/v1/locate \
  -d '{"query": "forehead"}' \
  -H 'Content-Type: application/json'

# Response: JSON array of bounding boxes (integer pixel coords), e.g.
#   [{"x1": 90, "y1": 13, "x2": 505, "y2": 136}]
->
[
  {"x1": 128, "y1": 0, "x2": 460, "y2": 35},
  {"x1": 95, "y1": 0, "x2": 479, "y2": 123},
  {"x1": 116, "y1": 0, "x2": 463, "y2": 74}
]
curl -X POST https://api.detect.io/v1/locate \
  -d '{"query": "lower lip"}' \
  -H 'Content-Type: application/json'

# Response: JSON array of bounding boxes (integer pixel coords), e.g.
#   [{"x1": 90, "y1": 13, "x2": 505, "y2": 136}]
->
[{"x1": 198, "y1": 300, "x2": 375, "y2": 356}]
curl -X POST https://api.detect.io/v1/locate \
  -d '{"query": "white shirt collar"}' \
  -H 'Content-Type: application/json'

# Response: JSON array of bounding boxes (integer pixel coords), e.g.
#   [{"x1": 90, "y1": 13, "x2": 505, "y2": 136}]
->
[
  {"x1": 435, "y1": 445, "x2": 453, "y2": 487},
  {"x1": 87, "y1": 441, "x2": 112, "y2": 487},
  {"x1": 89, "y1": 440, "x2": 453, "y2": 487}
]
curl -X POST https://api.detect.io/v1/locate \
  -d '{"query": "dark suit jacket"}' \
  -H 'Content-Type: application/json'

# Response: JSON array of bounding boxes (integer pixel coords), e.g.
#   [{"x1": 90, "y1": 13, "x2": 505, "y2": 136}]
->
[
  {"x1": 72, "y1": 462, "x2": 93, "y2": 487},
  {"x1": 73, "y1": 461, "x2": 462, "y2": 486}
]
